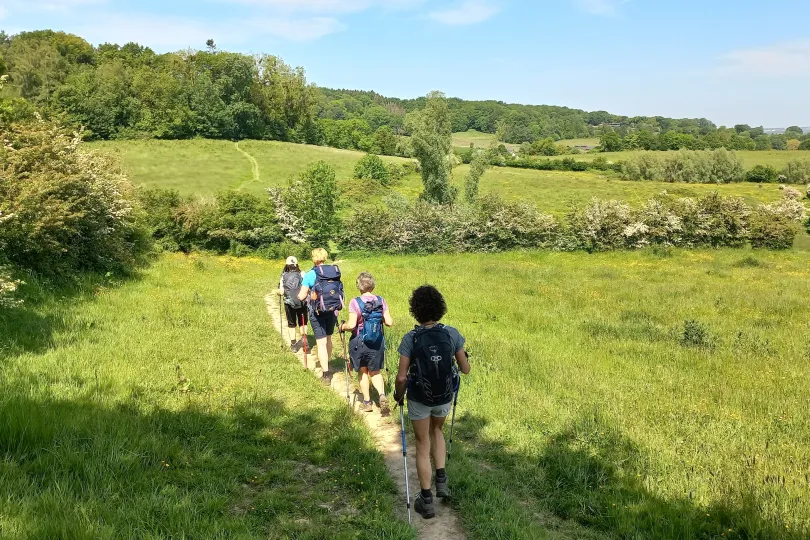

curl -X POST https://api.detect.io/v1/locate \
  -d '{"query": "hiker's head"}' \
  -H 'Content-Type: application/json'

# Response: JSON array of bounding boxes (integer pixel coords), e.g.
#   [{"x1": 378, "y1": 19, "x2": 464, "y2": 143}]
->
[
  {"x1": 409, "y1": 285, "x2": 446, "y2": 324},
  {"x1": 311, "y1": 248, "x2": 328, "y2": 266},
  {"x1": 356, "y1": 272, "x2": 375, "y2": 293},
  {"x1": 284, "y1": 255, "x2": 300, "y2": 273}
]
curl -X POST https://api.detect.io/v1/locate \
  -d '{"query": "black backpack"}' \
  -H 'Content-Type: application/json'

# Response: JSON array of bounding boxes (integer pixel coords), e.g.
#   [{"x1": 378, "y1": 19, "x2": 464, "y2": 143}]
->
[
  {"x1": 407, "y1": 325, "x2": 456, "y2": 406},
  {"x1": 282, "y1": 271, "x2": 304, "y2": 309}
]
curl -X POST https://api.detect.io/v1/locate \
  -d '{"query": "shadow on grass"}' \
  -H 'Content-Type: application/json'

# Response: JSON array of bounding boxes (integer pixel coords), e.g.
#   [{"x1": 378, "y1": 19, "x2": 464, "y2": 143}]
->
[
  {"x1": 0, "y1": 390, "x2": 413, "y2": 539},
  {"x1": 0, "y1": 271, "x2": 142, "y2": 361},
  {"x1": 451, "y1": 410, "x2": 804, "y2": 540}
]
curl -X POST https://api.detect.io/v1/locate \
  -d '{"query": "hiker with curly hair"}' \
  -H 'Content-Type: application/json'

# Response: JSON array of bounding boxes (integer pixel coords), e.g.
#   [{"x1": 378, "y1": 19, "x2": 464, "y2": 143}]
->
[
  {"x1": 338, "y1": 272, "x2": 394, "y2": 415},
  {"x1": 393, "y1": 285, "x2": 470, "y2": 520}
]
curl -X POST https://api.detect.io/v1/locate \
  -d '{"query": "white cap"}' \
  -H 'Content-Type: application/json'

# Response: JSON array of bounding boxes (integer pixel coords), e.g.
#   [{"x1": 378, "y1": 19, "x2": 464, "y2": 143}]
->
[{"x1": 285, "y1": 256, "x2": 298, "y2": 266}]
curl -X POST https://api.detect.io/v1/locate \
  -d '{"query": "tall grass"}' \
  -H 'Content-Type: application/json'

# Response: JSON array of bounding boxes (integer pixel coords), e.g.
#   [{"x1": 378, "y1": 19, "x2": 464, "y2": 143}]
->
[
  {"x1": 0, "y1": 255, "x2": 414, "y2": 539},
  {"x1": 343, "y1": 249, "x2": 810, "y2": 539}
]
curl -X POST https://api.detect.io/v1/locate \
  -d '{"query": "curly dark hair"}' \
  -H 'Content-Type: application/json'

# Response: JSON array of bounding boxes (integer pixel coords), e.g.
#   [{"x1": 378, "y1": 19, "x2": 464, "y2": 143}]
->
[{"x1": 409, "y1": 285, "x2": 447, "y2": 324}]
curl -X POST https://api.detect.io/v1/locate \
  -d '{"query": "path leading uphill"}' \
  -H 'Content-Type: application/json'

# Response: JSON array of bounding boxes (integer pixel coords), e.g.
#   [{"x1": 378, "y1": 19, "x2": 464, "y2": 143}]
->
[
  {"x1": 234, "y1": 141, "x2": 260, "y2": 189},
  {"x1": 265, "y1": 293, "x2": 466, "y2": 540}
]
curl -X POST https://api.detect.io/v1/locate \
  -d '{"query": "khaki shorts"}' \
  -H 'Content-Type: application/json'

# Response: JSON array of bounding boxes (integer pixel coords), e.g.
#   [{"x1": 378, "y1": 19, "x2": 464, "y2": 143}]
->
[{"x1": 408, "y1": 400, "x2": 452, "y2": 421}]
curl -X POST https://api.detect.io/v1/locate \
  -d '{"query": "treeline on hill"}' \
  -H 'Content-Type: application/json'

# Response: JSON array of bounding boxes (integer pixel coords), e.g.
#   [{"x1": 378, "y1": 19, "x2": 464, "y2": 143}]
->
[{"x1": 3, "y1": 29, "x2": 807, "y2": 155}]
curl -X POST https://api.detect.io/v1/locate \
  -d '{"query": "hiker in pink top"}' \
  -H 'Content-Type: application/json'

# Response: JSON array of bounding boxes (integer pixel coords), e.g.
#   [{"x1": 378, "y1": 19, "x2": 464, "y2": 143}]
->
[{"x1": 338, "y1": 272, "x2": 394, "y2": 415}]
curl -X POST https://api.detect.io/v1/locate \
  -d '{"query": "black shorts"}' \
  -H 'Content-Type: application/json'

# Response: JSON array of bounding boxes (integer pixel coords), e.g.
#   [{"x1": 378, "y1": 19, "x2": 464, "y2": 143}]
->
[
  {"x1": 310, "y1": 310, "x2": 337, "y2": 339},
  {"x1": 349, "y1": 336, "x2": 385, "y2": 372},
  {"x1": 284, "y1": 304, "x2": 308, "y2": 328}
]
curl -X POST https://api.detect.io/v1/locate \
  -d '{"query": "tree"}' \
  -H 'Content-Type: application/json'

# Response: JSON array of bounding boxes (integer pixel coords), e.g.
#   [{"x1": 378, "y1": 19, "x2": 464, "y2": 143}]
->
[
  {"x1": 372, "y1": 125, "x2": 397, "y2": 155},
  {"x1": 206, "y1": 39, "x2": 217, "y2": 53},
  {"x1": 734, "y1": 124, "x2": 751, "y2": 134},
  {"x1": 787, "y1": 139, "x2": 801, "y2": 151},
  {"x1": 599, "y1": 129, "x2": 623, "y2": 152},
  {"x1": 799, "y1": 139, "x2": 810, "y2": 151},
  {"x1": 410, "y1": 91, "x2": 456, "y2": 205},
  {"x1": 354, "y1": 154, "x2": 390, "y2": 185},
  {"x1": 785, "y1": 126, "x2": 804, "y2": 138},
  {"x1": 283, "y1": 161, "x2": 340, "y2": 245},
  {"x1": 464, "y1": 149, "x2": 491, "y2": 202}
]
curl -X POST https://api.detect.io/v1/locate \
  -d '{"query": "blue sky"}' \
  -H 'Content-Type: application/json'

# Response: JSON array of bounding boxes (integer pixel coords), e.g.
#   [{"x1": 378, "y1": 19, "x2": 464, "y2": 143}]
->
[{"x1": 2, "y1": 0, "x2": 809, "y2": 127}]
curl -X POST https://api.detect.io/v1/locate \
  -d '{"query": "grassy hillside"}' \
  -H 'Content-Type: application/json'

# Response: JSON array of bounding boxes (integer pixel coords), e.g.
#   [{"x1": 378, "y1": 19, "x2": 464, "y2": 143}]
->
[
  {"x1": 346, "y1": 249, "x2": 810, "y2": 539},
  {"x1": 0, "y1": 255, "x2": 413, "y2": 539},
  {"x1": 91, "y1": 140, "x2": 791, "y2": 216}
]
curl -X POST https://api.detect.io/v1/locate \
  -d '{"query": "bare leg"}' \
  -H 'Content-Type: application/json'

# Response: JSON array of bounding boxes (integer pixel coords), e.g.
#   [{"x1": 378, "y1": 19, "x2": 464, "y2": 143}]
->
[
  {"x1": 412, "y1": 417, "x2": 433, "y2": 490},
  {"x1": 316, "y1": 337, "x2": 329, "y2": 375},
  {"x1": 359, "y1": 367, "x2": 370, "y2": 401},
  {"x1": 430, "y1": 416, "x2": 447, "y2": 472},
  {"x1": 370, "y1": 371, "x2": 386, "y2": 397},
  {"x1": 286, "y1": 326, "x2": 296, "y2": 342},
  {"x1": 326, "y1": 335, "x2": 333, "y2": 367}
]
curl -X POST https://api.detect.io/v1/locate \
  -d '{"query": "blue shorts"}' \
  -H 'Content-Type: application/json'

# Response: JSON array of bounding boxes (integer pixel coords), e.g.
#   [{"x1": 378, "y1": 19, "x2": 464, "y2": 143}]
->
[
  {"x1": 309, "y1": 310, "x2": 337, "y2": 339},
  {"x1": 349, "y1": 336, "x2": 385, "y2": 372}
]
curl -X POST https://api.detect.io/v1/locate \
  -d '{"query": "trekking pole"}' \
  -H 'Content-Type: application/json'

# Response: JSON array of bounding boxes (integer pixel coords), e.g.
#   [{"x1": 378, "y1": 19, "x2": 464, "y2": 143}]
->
[
  {"x1": 300, "y1": 313, "x2": 308, "y2": 370},
  {"x1": 278, "y1": 294, "x2": 284, "y2": 352},
  {"x1": 339, "y1": 321, "x2": 351, "y2": 408},
  {"x1": 399, "y1": 404, "x2": 412, "y2": 524},
  {"x1": 447, "y1": 374, "x2": 460, "y2": 462}
]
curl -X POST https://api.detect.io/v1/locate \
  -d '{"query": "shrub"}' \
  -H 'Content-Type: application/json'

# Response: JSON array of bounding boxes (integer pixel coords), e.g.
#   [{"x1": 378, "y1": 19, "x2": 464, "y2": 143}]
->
[
  {"x1": 385, "y1": 162, "x2": 407, "y2": 185},
  {"x1": 782, "y1": 159, "x2": 810, "y2": 184},
  {"x1": 675, "y1": 192, "x2": 750, "y2": 248},
  {"x1": 565, "y1": 199, "x2": 633, "y2": 252},
  {"x1": 746, "y1": 164, "x2": 778, "y2": 183},
  {"x1": 275, "y1": 161, "x2": 341, "y2": 245},
  {"x1": 463, "y1": 195, "x2": 557, "y2": 251},
  {"x1": 681, "y1": 320, "x2": 712, "y2": 348},
  {"x1": 0, "y1": 118, "x2": 149, "y2": 276},
  {"x1": 620, "y1": 149, "x2": 743, "y2": 183},
  {"x1": 749, "y1": 202, "x2": 800, "y2": 250},
  {"x1": 203, "y1": 191, "x2": 282, "y2": 254},
  {"x1": 353, "y1": 154, "x2": 390, "y2": 185},
  {"x1": 620, "y1": 152, "x2": 664, "y2": 181}
]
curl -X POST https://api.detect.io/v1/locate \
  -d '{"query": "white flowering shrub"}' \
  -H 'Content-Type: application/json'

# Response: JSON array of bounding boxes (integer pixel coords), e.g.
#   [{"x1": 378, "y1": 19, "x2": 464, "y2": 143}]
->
[
  {"x1": 750, "y1": 193, "x2": 804, "y2": 250},
  {"x1": 0, "y1": 118, "x2": 148, "y2": 275},
  {"x1": 637, "y1": 197, "x2": 683, "y2": 245},
  {"x1": 566, "y1": 199, "x2": 633, "y2": 251},
  {"x1": 0, "y1": 267, "x2": 23, "y2": 309}
]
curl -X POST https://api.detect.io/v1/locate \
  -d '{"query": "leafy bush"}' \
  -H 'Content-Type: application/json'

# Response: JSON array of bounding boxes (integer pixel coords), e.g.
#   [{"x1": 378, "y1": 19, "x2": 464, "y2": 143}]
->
[
  {"x1": 353, "y1": 154, "x2": 390, "y2": 185},
  {"x1": 565, "y1": 199, "x2": 633, "y2": 251},
  {"x1": 749, "y1": 209, "x2": 798, "y2": 250},
  {"x1": 0, "y1": 118, "x2": 149, "y2": 276},
  {"x1": 620, "y1": 149, "x2": 744, "y2": 183},
  {"x1": 674, "y1": 192, "x2": 750, "y2": 247},
  {"x1": 746, "y1": 164, "x2": 779, "y2": 183},
  {"x1": 782, "y1": 159, "x2": 810, "y2": 184}
]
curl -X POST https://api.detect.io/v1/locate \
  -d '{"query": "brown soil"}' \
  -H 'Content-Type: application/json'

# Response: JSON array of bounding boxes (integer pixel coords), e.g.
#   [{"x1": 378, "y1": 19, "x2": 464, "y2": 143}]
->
[{"x1": 265, "y1": 293, "x2": 466, "y2": 540}]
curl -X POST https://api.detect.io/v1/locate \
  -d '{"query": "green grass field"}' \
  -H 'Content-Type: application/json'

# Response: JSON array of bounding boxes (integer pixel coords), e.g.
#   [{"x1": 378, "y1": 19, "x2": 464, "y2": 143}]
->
[
  {"x1": 558, "y1": 137, "x2": 600, "y2": 147},
  {"x1": 349, "y1": 249, "x2": 810, "y2": 539},
  {"x1": 452, "y1": 130, "x2": 517, "y2": 152},
  {"x1": 567, "y1": 149, "x2": 810, "y2": 170},
  {"x1": 0, "y1": 255, "x2": 413, "y2": 539},
  {"x1": 4, "y1": 246, "x2": 810, "y2": 538},
  {"x1": 91, "y1": 140, "x2": 794, "y2": 218}
]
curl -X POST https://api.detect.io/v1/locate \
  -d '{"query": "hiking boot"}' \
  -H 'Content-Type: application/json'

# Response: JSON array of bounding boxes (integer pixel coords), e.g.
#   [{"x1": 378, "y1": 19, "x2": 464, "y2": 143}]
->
[
  {"x1": 291, "y1": 340, "x2": 301, "y2": 353},
  {"x1": 319, "y1": 373, "x2": 333, "y2": 386},
  {"x1": 378, "y1": 395, "x2": 390, "y2": 417},
  {"x1": 435, "y1": 475, "x2": 450, "y2": 499},
  {"x1": 360, "y1": 401, "x2": 373, "y2": 413},
  {"x1": 414, "y1": 493, "x2": 435, "y2": 519}
]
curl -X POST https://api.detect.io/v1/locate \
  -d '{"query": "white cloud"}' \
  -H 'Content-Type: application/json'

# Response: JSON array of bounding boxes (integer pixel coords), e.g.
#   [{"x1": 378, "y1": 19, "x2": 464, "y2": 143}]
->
[
  {"x1": 214, "y1": 0, "x2": 426, "y2": 14},
  {"x1": 429, "y1": 0, "x2": 499, "y2": 25},
  {"x1": 720, "y1": 40, "x2": 810, "y2": 78},
  {"x1": 71, "y1": 13, "x2": 344, "y2": 50},
  {"x1": 573, "y1": 0, "x2": 631, "y2": 17}
]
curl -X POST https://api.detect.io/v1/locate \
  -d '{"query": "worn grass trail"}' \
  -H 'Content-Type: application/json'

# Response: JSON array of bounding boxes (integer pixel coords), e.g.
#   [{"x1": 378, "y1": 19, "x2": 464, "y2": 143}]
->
[
  {"x1": 265, "y1": 293, "x2": 466, "y2": 540},
  {"x1": 0, "y1": 255, "x2": 414, "y2": 539},
  {"x1": 234, "y1": 141, "x2": 261, "y2": 190}
]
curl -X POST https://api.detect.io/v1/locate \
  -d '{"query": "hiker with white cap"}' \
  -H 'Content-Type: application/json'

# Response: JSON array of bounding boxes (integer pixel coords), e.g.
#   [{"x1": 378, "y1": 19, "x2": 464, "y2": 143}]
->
[{"x1": 277, "y1": 256, "x2": 307, "y2": 352}]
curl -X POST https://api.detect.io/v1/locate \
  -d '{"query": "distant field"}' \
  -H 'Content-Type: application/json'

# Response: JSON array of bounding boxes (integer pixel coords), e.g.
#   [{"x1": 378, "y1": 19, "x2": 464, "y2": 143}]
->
[
  {"x1": 566, "y1": 149, "x2": 810, "y2": 170},
  {"x1": 558, "y1": 137, "x2": 600, "y2": 147},
  {"x1": 90, "y1": 140, "x2": 410, "y2": 197},
  {"x1": 452, "y1": 130, "x2": 517, "y2": 151},
  {"x1": 93, "y1": 139, "x2": 792, "y2": 218}
]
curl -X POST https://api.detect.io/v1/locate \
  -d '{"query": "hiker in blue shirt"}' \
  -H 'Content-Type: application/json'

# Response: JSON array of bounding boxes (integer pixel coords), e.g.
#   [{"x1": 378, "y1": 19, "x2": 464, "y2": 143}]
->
[
  {"x1": 338, "y1": 272, "x2": 394, "y2": 415},
  {"x1": 394, "y1": 285, "x2": 470, "y2": 520},
  {"x1": 297, "y1": 248, "x2": 344, "y2": 386}
]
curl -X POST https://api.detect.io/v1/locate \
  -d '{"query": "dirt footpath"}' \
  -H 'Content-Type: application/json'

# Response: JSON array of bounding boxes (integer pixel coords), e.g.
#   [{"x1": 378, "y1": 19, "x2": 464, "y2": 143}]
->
[{"x1": 265, "y1": 293, "x2": 466, "y2": 540}]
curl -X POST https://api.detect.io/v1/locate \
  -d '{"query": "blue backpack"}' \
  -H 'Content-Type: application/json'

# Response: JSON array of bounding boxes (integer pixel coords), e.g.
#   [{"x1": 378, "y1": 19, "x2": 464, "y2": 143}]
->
[
  {"x1": 311, "y1": 265, "x2": 344, "y2": 314},
  {"x1": 356, "y1": 296, "x2": 384, "y2": 347}
]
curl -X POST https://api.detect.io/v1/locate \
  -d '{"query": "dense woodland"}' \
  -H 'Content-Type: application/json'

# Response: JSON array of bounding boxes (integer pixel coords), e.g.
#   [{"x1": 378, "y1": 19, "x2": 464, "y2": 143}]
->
[{"x1": 2, "y1": 29, "x2": 808, "y2": 156}]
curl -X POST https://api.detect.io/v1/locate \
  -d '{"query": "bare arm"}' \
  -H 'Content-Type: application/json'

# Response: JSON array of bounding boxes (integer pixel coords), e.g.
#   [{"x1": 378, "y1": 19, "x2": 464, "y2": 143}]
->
[
  {"x1": 394, "y1": 354, "x2": 410, "y2": 399},
  {"x1": 455, "y1": 349, "x2": 471, "y2": 375},
  {"x1": 383, "y1": 309, "x2": 393, "y2": 327},
  {"x1": 340, "y1": 311, "x2": 358, "y2": 332},
  {"x1": 297, "y1": 285, "x2": 309, "y2": 303}
]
